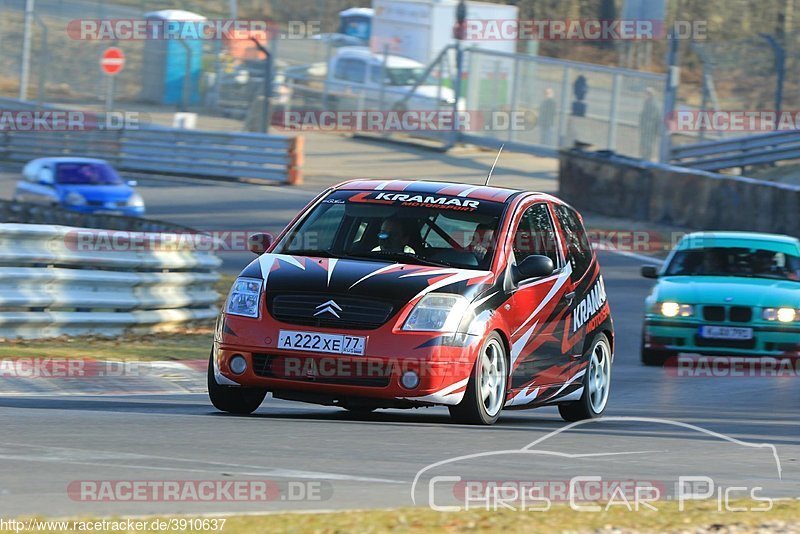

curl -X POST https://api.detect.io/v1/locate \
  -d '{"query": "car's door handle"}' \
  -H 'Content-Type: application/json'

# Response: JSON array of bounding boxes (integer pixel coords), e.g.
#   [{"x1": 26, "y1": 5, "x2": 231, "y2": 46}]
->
[{"x1": 563, "y1": 292, "x2": 576, "y2": 303}]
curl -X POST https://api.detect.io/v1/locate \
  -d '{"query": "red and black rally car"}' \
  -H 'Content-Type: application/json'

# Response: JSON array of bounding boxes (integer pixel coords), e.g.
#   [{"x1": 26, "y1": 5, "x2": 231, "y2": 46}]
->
[{"x1": 209, "y1": 180, "x2": 614, "y2": 425}]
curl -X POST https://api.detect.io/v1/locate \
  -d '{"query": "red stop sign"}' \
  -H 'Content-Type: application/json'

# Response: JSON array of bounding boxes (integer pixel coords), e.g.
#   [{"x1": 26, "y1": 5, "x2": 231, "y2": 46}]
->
[{"x1": 100, "y1": 47, "x2": 125, "y2": 76}]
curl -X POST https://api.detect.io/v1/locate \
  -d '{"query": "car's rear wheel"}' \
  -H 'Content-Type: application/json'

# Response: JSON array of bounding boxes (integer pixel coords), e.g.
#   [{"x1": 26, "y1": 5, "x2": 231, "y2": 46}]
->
[
  {"x1": 207, "y1": 354, "x2": 267, "y2": 415},
  {"x1": 449, "y1": 333, "x2": 508, "y2": 425},
  {"x1": 558, "y1": 333, "x2": 612, "y2": 422}
]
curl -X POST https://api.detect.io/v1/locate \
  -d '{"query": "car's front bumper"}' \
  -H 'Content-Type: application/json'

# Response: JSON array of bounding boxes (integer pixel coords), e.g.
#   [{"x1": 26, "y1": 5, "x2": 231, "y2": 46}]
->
[
  {"x1": 212, "y1": 332, "x2": 481, "y2": 407},
  {"x1": 643, "y1": 317, "x2": 800, "y2": 357}
]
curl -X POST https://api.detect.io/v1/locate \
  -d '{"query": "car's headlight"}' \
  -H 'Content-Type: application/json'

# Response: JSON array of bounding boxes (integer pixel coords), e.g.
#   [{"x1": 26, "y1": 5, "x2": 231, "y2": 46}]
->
[
  {"x1": 127, "y1": 193, "x2": 145, "y2": 207},
  {"x1": 763, "y1": 307, "x2": 799, "y2": 323},
  {"x1": 64, "y1": 192, "x2": 86, "y2": 206},
  {"x1": 403, "y1": 294, "x2": 469, "y2": 332},
  {"x1": 660, "y1": 302, "x2": 694, "y2": 318},
  {"x1": 225, "y1": 277, "x2": 262, "y2": 318}
]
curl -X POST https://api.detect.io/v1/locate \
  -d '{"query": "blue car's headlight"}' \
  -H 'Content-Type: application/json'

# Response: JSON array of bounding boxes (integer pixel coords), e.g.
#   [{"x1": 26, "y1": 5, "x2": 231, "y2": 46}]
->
[
  {"x1": 225, "y1": 277, "x2": 263, "y2": 318},
  {"x1": 64, "y1": 192, "x2": 86, "y2": 206},
  {"x1": 126, "y1": 193, "x2": 145, "y2": 208}
]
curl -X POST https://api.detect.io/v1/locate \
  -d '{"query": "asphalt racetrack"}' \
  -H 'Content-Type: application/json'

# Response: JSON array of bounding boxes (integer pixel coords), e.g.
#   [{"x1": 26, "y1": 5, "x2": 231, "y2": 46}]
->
[{"x1": 0, "y1": 172, "x2": 797, "y2": 517}]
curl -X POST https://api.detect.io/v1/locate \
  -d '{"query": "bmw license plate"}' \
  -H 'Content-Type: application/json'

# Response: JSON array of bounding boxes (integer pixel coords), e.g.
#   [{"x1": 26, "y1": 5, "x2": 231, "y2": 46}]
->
[
  {"x1": 699, "y1": 326, "x2": 754, "y2": 340},
  {"x1": 278, "y1": 330, "x2": 366, "y2": 356}
]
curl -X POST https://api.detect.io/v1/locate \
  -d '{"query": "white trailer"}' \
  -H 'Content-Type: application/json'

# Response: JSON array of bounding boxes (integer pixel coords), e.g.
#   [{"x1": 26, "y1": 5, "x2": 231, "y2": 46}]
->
[{"x1": 370, "y1": 0, "x2": 519, "y2": 65}]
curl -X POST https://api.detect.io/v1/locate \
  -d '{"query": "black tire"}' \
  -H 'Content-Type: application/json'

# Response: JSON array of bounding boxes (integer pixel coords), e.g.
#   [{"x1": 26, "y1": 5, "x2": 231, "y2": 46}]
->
[
  {"x1": 207, "y1": 354, "x2": 267, "y2": 415},
  {"x1": 559, "y1": 333, "x2": 613, "y2": 422},
  {"x1": 641, "y1": 342, "x2": 673, "y2": 367},
  {"x1": 449, "y1": 332, "x2": 508, "y2": 426},
  {"x1": 342, "y1": 406, "x2": 377, "y2": 414}
]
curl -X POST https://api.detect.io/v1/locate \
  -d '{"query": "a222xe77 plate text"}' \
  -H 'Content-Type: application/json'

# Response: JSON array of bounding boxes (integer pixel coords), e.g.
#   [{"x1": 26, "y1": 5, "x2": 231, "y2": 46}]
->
[{"x1": 278, "y1": 330, "x2": 366, "y2": 356}]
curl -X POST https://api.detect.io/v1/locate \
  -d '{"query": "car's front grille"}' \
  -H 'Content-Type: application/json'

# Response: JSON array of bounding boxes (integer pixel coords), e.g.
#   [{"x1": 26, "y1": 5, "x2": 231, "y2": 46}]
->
[
  {"x1": 268, "y1": 294, "x2": 394, "y2": 330},
  {"x1": 729, "y1": 306, "x2": 753, "y2": 323},
  {"x1": 701, "y1": 305, "x2": 753, "y2": 323},
  {"x1": 703, "y1": 306, "x2": 726, "y2": 322},
  {"x1": 252, "y1": 353, "x2": 392, "y2": 388}
]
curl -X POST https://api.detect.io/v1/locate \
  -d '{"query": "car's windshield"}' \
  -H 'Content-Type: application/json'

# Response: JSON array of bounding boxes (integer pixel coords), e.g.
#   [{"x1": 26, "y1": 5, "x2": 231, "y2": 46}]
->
[
  {"x1": 55, "y1": 162, "x2": 124, "y2": 185},
  {"x1": 276, "y1": 189, "x2": 506, "y2": 270},
  {"x1": 384, "y1": 67, "x2": 430, "y2": 86},
  {"x1": 665, "y1": 246, "x2": 800, "y2": 281}
]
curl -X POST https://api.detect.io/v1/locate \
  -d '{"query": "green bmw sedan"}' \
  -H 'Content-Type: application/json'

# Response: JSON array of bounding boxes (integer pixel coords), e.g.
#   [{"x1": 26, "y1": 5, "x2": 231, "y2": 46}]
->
[{"x1": 641, "y1": 232, "x2": 800, "y2": 366}]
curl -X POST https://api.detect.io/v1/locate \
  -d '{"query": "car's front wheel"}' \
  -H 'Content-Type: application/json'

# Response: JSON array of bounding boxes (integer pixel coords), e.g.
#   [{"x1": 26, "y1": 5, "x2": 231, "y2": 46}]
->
[
  {"x1": 449, "y1": 333, "x2": 508, "y2": 425},
  {"x1": 207, "y1": 354, "x2": 267, "y2": 415},
  {"x1": 558, "y1": 333, "x2": 613, "y2": 422}
]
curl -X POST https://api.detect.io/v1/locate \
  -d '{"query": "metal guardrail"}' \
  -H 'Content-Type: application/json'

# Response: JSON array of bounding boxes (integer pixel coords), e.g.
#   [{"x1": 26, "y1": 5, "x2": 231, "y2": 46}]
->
[
  {"x1": 0, "y1": 127, "x2": 304, "y2": 185},
  {"x1": 0, "y1": 199, "x2": 194, "y2": 232},
  {"x1": 669, "y1": 130, "x2": 800, "y2": 171},
  {"x1": 0, "y1": 224, "x2": 222, "y2": 339}
]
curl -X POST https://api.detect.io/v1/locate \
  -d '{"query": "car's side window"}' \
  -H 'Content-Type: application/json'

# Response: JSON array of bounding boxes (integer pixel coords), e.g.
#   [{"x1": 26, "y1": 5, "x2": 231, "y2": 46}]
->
[
  {"x1": 554, "y1": 204, "x2": 593, "y2": 281},
  {"x1": 39, "y1": 167, "x2": 54, "y2": 185},
  {"x1": 512, "y1": 203, "x2": 561, "y2": 268}
]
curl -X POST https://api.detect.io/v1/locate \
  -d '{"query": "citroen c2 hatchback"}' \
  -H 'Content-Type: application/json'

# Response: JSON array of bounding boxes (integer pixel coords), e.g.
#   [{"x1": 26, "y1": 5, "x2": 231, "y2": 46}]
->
[{"x1": 209, "y1": 180, "x2": 614, "y2": 425}]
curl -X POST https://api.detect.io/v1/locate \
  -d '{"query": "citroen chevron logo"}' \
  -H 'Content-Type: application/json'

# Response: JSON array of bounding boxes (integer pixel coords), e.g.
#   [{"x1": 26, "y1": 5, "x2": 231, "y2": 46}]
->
[{"x1": 314, "y1": 300, "x2": 342, "y2": 318}]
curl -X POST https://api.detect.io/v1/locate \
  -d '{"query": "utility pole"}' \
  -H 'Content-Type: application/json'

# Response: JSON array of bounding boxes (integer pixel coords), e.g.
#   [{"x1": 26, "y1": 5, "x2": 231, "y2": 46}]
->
[{"x1": 19, "y1": 0, "x2": 35, "y2": 100}]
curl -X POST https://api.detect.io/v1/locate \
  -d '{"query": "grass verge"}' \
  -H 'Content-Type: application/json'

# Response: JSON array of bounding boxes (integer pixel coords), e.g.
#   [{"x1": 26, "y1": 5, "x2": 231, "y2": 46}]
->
[{"x1": 6, "y1": 500, "x2": 800, "y2": 533}]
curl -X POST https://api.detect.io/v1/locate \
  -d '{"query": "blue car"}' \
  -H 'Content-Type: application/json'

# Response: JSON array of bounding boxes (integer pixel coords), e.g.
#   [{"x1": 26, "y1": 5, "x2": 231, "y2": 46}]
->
[{"x1": 13, "y1": 157, "x2": 145, "y2": 217}]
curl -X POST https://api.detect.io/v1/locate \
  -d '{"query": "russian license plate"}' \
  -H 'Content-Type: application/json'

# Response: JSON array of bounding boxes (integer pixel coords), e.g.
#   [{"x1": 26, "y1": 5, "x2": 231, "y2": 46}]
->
[
  {"x1": 278, "y1": 330, "x2": 366, "y2": 356},
  {"x1": 699, "y1": 326, "x2": 754, "y2": 340}
]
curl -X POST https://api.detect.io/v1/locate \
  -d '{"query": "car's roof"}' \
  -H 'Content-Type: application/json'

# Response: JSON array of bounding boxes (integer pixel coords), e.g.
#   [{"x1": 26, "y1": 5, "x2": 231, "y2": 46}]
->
[
  {"x1": 333, "y1": 179, "x2": 536, "y2": 204},
  {"x1": 677, "y1": 231, "x2": 800, "y2": 254},
  {"x1": 28, "y1": 157, "x2": 109, "y2": 165}
]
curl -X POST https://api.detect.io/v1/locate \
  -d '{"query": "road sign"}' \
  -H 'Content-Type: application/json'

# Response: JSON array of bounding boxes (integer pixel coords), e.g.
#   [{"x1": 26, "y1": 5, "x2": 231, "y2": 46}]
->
[{"x1": 100, "y1": 47, "x2": 125, "y2": 76}]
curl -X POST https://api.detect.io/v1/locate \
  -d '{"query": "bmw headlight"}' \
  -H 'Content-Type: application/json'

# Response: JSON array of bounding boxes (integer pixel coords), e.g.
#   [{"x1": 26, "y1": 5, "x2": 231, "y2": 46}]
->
[
  {"x1": 660, "y1": 302, "x2": 694, "y2": 318},
  {"x1": 403, "y1": 294, "x2": 469, "y2": 332},
  {"x1": 127, "y1": 193, "x2": 145, "y2": 207},
  {"x1": 763, "y1": 307, "x2": 799, "y2": 323},
  {"x1": 225, "y1": 277, "x2": 262, "y2": 318},
  {"x1": 64, "y1": 192, "x2": 86, "y2": 206}
]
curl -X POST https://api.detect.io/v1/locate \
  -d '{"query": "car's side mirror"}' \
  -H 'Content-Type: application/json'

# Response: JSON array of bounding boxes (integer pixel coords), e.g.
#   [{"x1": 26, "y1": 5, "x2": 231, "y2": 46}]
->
[
  {"x1": 514, "y1": 255, "x2": 555, "y2": 283},
  {"x1": 641, "y1": 265, "x2": 660, "y2": 279},
  {"x1": 248, "y1": 233, "x2": 273, "y2": 255}
]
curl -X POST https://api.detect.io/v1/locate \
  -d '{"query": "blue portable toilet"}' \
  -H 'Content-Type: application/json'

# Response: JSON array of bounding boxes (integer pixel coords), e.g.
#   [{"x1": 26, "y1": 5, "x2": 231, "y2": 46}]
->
[
  {"x1": 140, "y1": 10, "x2": 205, "y2": 106},
  {"x1": 339, "y1": 7, "x2": 374, "y2": 42}
]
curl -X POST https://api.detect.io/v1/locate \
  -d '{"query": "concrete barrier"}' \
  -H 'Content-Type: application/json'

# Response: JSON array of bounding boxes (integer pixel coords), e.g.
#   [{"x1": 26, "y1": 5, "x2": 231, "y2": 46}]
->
[{"x1": 559, "y1": 149, "x2": 800, "y2": 238}]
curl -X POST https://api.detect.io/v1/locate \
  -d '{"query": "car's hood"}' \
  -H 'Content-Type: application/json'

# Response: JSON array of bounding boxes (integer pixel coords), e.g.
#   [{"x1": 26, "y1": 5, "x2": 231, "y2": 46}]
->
[
  {"x1": 239, "y1": 253, "x2": 493, "y2": 308},
  {"x1": 654, "y1": 276, "x2": 800, "y2": 307},
  {"x1": 402, "y1": 85, "x2": 456, "y2": 102},
  {"x1": 56, "y1": 184, "x2": 133, "y2": 202}
]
